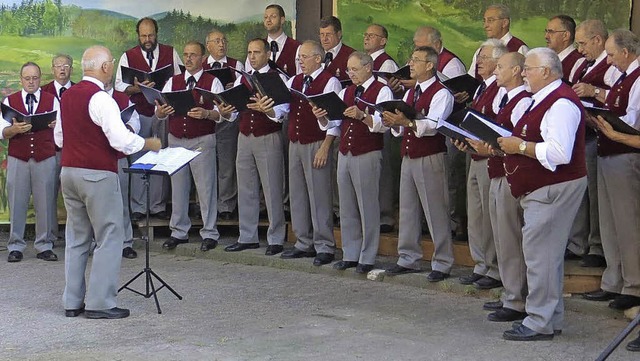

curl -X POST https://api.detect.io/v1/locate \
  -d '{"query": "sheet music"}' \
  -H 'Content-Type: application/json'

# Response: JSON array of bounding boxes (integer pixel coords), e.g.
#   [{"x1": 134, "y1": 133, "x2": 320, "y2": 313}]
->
[
  {"x1": 468, "y1": 112, "x2": 512, "y2": 137},
  {"x1": 437, "y1": 118, "x2": 480, "y2": 140},
  {"x1": 132, "y1": 147, "x2": 201, "y2": 175}
]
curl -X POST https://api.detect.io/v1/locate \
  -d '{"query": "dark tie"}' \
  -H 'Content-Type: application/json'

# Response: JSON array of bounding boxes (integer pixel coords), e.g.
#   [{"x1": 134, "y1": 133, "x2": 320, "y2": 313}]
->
[
  {"x1": 475, "y1": 82, "x2": 486, "y2": 100},
  {"x1": 303, "y1": 75, "x2": 312, "y2": 93},
  {"x1": 355, "y1": 85, "x2": 365, "y2": 99},
  {"x1": 187, "y1": 76, "x2": 196, "y2": 90},
  {"x1": 578, "y1": 60, "x2": 595, "y2": 81},
  {"x1": 324, "y1": 52, "x2": 333, "y2": 68},
  {"x1": 524, "y1": 99, "x2": 535, "y2": 114},
  {"x1": 26, "y1": 93, "x2": 36, "y2": 114},
  {"x1": 59, "y1": 86, "x2": 66, "y2": 98},
  {"x1": 212, "y1": 61, "x2": 221, "y2": 69},
  {"x1": 413, "y1": 85, "x2": 422, "y2": 105},
  {"x1": 499, "y1": 94, "x2": 508, "y2": 109},
  {"x1": 615, "y1": 71, "x2": 627, "y2": 86},
  {"x1": 270, "y1": 41, "x2": 279, "y2": 62},
  {"x1": 146, "y1": 50, "x2": 154, "y2": 68}
]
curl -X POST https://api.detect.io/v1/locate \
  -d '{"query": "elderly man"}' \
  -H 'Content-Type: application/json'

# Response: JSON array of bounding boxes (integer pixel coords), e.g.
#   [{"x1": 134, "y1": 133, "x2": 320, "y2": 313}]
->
[
  {"x1": 413, "y1": 26, "x2": 466, "y2": 79},
  {"x1": 364, "y1": 24, "x2": 398, "y2": 73},
  {"x1": 56, "y1": 45, "x2": 161, "y2": 319},
  {"x1": 498, "y1": 47, "x2": 587, "y2": 340},
  {"x1": 545, "y1": 15, "x2": 583, "y2": 82},
  {"x1": 314, "y1": 52, "x2": 392, "y2": 273},
  {"x1": 382, "y1": 46, "x2": 454, "y2": 282},
  {"x1": 319, "y1": 16, "x2": 356, "y2": 83},
  {"x1": 1, "y1": 62, "x2": 60, "y2": 263}
]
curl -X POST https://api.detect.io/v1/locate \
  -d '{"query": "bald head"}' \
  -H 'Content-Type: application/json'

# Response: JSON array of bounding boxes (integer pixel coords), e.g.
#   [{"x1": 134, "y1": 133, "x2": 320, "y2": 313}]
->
[
  {"x1": 494, "y1": 52, "x2": 525, "y2": 89},
  {"x1": 413, "y1": 26, "x2": 442, "y2": 51},
  {"x1": 81, "y1": 45, "x2": 115, "y2": 85}
]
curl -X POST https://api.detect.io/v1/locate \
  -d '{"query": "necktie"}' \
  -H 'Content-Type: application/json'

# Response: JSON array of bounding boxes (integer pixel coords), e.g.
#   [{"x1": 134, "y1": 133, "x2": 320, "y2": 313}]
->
[
  {"x1": 59, "y1": 86, "x2": 66, "y2": 98},
  {"x1": 303, "y1": 75, "x2": 312, "y2": 93},
  {"x1": 212, "y1": 61, "x2": 221, "y2": 69},
  {"x1": 355, "y1": 85, "x2": 365, "y2": 99},
  {"x1": 146, "y1": 50, "x2": 154, "y2": 68},
  {"x1": 475, "y1": 82, "x2": 486, "y2": 100},
  {"x1": 499, "y1": 93, "x2": 508, "y2": 109},
  {"x1": 26, "y1": 93, "x2": 36, "y2": 114},
  {"x1": 270, "y1": 41, "x2": 279, "y2": 62},
  {"x1": 413, "y1": 85, "x2": 422, "y2": 105},
  {"x1": 578, "y1": 60, "x2": 595, "y2": 81},
  {"x1": 524, "y1": 99, "x2": 535, "y2": 114},
  {"x1": 615, "y1": 71, "x2": 627, "y2": 86},
  {"x1": 324, "y1": 52, "x2": 333, "y2": 68},
  {"x1": 187, "y1": 76, "x2": 196, "y2": 90}
]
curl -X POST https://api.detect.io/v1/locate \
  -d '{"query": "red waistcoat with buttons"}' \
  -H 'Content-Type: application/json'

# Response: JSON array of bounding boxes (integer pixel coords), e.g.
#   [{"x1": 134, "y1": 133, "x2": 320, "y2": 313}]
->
[
  {"x1": 111, "y1": 90, "x2": 132, "y2": 160},
  {"x1": 125, "y1": 44, "x2": 176, "y2": 117},
  {"x1": 569, "y1": 57, "x2": 611, "y2": 107},
  {"x1": 60, "y1": 81, "x2": 119, "y2": 173},
  {"x1": 599, "y1": 66, "x2": 640, "y2": 156},
  {"x1": 288, "y1": 70, "x2": 333, "y2": 144},
  {"x1": 273, "y1": 36, "x2": 301, "y2": 77},
  {"x1": 6, "y1": 91, "x2": 56, "y2": 162},
  {"x1": 487, "y1": 90, "x2": 531, "y2": 179},
  {"x1": 470, "y1": 80, "x2": 499, "y2": 160},
  {"x1": 401, "y1": 81, "x2": 447, "y2": 158},
  {"x1": 438, "y1": 48, "x2": 462, "y2": 74},
  {"x1": 326, "y1": 43, "x2": 356, "y2": 83},
  {"x1": 561, "y1": 50, "x2": 584, "y2": 83},
  {"x1": 238, "y1": 69, "x2": 282, "y2": 137},
  {"x1": 168, "y1": 73, "x2": 216, "y2": 139},
  {"x1": 41, "y1": 81, "x2": 76, "y2": 101},
  {"x1": 339, "y1": 80, "x2": 386, "y2": 156},
  {"x1": 503, "y1": 83, "x2": 586, "y2": 198},
  {"x1": 372, "y1": 52, "x2": 396, "y2": 71}
]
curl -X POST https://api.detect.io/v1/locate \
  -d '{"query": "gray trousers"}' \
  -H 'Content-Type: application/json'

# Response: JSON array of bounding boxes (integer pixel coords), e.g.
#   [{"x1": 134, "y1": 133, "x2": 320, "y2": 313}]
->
[
  {"x1": 7, "y1": 156, "x2": 56, "y2": 253},
  {"x1": 567, "y1": 138, "x2": 601, "y2": 256},
  {"x1": 237, "y1": 132, "x2": 285, "y2": 245},
  {"x1": 446, "y1": 141, "x2": 467, "y2": 231},
  {"x1": 130, "y1": 114, "x2": 168, "y2": 214},
  {"x1": 467, "y1": 158, "x2": 498, "y2": 279},
  {"x1": 379, "y1": 132, "x2": 397, "y2": 227},
  {"x1": 489, "y1": 176, "x2": 526, "y2": 312},
  {"x1": 117, "y1": 157, "x2": 134, "y2": 248},
  {"x1": 62, "y1": 167, "x2": 125, "y2": 311},
  {"x1": 598, "y1": 153, "x2": 640, "y2": 297},
  {"x1": 396, "y1": 153, "x2": 453, "y2": 273},
  {"x1": 289, "y1": 141, "x2": 335, "y2": 254},
  {"x1": 521, "y1": 177, "x2": 587, "y2": 335},
  {"x1": 168, "y1": 133, "x2": 219, "y2": 241},
  {"x1": 48, "y1": 150, "x2": 61, "y2": 242},
  {"x1": 216, "y1": 120, "x2": 239, "y2": 213},
  {"x1": 338, "y1": 150, "x2": 382, "y2": 265}
]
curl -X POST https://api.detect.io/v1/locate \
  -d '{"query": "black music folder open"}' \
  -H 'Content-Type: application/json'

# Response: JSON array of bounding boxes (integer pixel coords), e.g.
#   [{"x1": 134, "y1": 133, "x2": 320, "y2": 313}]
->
[
  {"x1": 291, "y1": 89, "x2": 348, "y2": 120},
  {"x1": 138, "y1": 84, "x2": 196, "y2": 116},
  {"x1": 442, "y1": 74, "x2": 482, "y2": 97},
  {"x1": 121, "y1": 64, "x2": 174, "y2": 90},
  {"x1": 586, "y1": 106, "x2": 640, "y2": 135},
  {"x1": 436, "y1": 117, "x2": 479, "y2": 153},
  {"x1": 197, "y1": 84, "x2": 253, "y2": 112},
  {"x1": 231, "y1": 68, "x2": 291, "y2": 106},
  {"x1": 373, "y1": 64, "x2": 411, "y2": 81},
  {"x1": 204, "y1": 67, "x2": 234, "y2": 87},
  {"x1": 459, "y1": 108, "x2": 511, "y2": 149},
  {"x1": 355, "y1": 98, "x2": 422, "y2": 120},
  {"x1": 1, "y1": 103, "x2": 56, "y2": 132},
  {"x1": 120, "y1": 104, "x2": 136, "y2": 123}
]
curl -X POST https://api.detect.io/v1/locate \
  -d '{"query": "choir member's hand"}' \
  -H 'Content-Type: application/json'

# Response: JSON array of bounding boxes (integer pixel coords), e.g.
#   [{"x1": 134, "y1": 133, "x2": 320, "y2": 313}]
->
[
  {"x1": 224, "y1": 82, "x2": 234, "y2": 90},
  {"x1": 138, "y1": 78, "x2": 156, "y2": 90},
  {"x1": 572, "y1": 82, "x2": 595, "y2": 98},
  {"x1": 254, "y1": 95, "x2": 275, "y2": 114},
  {"x1": 594, "y1": 115, "x2": 621, "y2": 141},
  {"x1": 387, "y1": 77, "x2": 404, "y2": 94},
  {"x1": 485, "y1": 142, "x2": 505, "y2": 157},
  {"x1": 454, "y1": 91, "x2": 469, "y2": 104},
  {"x1": 155, "y1": 100, "x2": 174, "y2": 118},
  {"x1": 497, "y1": 136, "x2": 524, "y2": 155},
  {"x1": 584, "y1": 113, "x2": 598, "y2": 128},
  {"x1": 5, "y1": 120, "x2": 32, "y2": 137},
  {"x1": 382, "y1": 109, "x2": 409, "y2": 127},
  {"x1": 143, "y1": 137, "x2": 162, "y2": 152},
  {"x1": 467, "y1": 138, "x2": 492, "y2": 157},
  {"x1": 452, "y1": 138, "x2": 469, "y2": 152},
  {"x1": 311, "y1": 105, "x2": 328, "y2": 119},
  {"x1": 313, "y1": 142, "x2": 330, "y2": 169},
  {"x1": 187, "y1": 107, "x2": 210, "y2": 120},
  {"x1": 399, "y1": 78, "x2": 417, "y2": 89},
  {"x1": 343, "y1": 105, "x2": 366, "y2": 120},
  {"x1": 216, "y1": 102, "x2": 236, "y2": 119}
]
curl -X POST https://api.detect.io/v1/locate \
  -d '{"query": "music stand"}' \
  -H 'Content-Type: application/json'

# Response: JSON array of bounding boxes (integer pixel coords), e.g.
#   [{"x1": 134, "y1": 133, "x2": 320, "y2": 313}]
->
[
  {"x1": 595, "y1": 313, "x2": 640, "y2": 360},
  {"x1": 119, "y1": 167, "x2": 182, "y2": 314}
]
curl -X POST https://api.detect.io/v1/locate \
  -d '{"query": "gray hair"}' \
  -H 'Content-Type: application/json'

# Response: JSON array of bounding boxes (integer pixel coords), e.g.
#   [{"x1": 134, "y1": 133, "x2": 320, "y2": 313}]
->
[
  {"x1": 609, "y1": 28, "x2": 640, "y2": 55},
  {"x1": 576, "y1": 19, "x2": 608, "y2": 40},
  {"x1": 481, "y1": 39, "x2": 508, "y2": 59},
  {"x1": 414, "y1": 46, "x2": 439, "y2": 70},
  {"x1": 486, "y1": 4, "x2": 510, "y2": 20},
  {"x1": 301, "y1": 40, "x2": 325, "y2": 58},
  {"x1": 52, "y1": 54, "x2": 73, "y2": 66},
  {"x1": 81, "y1": 46, "x2": 111, "y2": 71},
  {"x1": 527, "y1": 47, "x2": 563, "y2": 78},
  {"x1": 348, "y1": 51, "x2": 373, "y2": 67},
  {"x1": 415, "y1": 26, "x2": 441, "y2": 45}
]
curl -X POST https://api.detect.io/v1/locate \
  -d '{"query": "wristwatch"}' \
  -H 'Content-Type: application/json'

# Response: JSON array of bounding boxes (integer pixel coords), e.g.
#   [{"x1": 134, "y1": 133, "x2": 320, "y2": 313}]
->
[
  {"x1": 407, "y1": 121, "x2": 415, "y2": 129},
  {"x1": 594, "y1": 87, "x2": 601, "y2": 97},
  {"x1": 518, "y1": 141, "x2": 527, "y2": 154}
]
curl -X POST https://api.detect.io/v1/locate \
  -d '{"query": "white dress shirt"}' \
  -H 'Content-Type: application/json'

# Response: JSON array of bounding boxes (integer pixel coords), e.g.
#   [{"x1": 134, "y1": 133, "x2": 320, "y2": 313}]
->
[
  {"x1": 106, "y1": 88, "x2": 141, "y2": 134},
  {"x1": 614, "y1": 59, "x2": 640, "y2": 129},
  {"x1": 1, "y1": 89, "x2": 61, "y2": 140},
  {"x1": 278, "y1": 66, "x2": 342, "y2": 119},
  {"x1": 53, "y1": 80, "x2": 73, "y2": 98},
  {"x1": 440, "y1": 47, "x2": 467, "y2": 79},
  {"x1": 115, "y1": 45, "x2": 183, "y2": 92},
  {"x1": 467, "y1": 32, "x2": 529, "y2": 78},
  {"x1": 568, "y1": 50, "x2": 620, "y2": 88},
  {"x1": 370, "y1": 49, "x2": 399, "y2": 73},
  {"x1": 491, "y1": 85, "x2": 532, "y2": 123},
  {"x1": 207, "y1": 55, "x2": 244, "y2": 72},
  {"x1": 244, "y1": 32, "x2": 302, "y2": 75}
]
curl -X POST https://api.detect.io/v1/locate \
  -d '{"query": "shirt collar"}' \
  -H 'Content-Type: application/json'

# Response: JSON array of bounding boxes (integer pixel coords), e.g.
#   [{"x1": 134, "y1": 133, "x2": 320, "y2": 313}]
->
[
  {"x1": 506, "y1": 84, "x2": 527, "y2": 99},
  {"x1": 307, "y1": 67, "x2": 324, "y2": 80},
  {"x1": 483, "y1": 74, "x2": 497, "y2": 87},
  {"x1": 83, "y1": 76, "x2": 106, "y2": 90},
  {"x1": 360, "y1": 75, "x2": 376, "y2": 91},
  {"x1": 21, "y1": 88, "x2": 41, "y2": 102},
  {"x1": 139, "y1": 45, "x2": 159, "y2": 59},
  {"x1": 623, "y1": 58, "x2": 640, "y2": 74},
  {"x1": 557, "y1": 45, "x2": 577, "y2": 60},
  {"x1": 328, "y1": 42, "x2": 343, "y2": 57},
  {"x1": 184, "y1": 69, "x2": 204, "y2": 81},
  {"x1": 370, "y1": 49, "x2": 386, "y2": 60},
  {"x1": 207, "y1": 55, "x2": 228, "y2": 65},
  {"x1": 54, "y1": 80, "x2": 72, "y2": 92},
  {"x1": 416, "y1": 76, "x2": 437, "y2": 91},
  {"x1": 255, "y1": 63, "x2": 271, "y2": 74},
  {"x1": 267, "y1": 32, "x2": 288, "y2": 48},
  {"x1": 500, "y1": 32, "x2": 513, "y2": 45},
  {"x1": 531, "y1": 79, "x2": 563, "y2": 109}
]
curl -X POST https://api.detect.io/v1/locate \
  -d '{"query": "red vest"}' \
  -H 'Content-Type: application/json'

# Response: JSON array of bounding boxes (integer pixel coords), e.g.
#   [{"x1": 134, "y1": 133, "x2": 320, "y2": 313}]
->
[
  {"x1": 599, "y1": 67, "x2": 640, "y2": 156},
  {"x1": 60, "y1": 81, "x2": 119, "y2": 173},
  {"x1": 570, "y1": 57, "x2": 611, "y2": 107},
  {"x1": 238, "y1": 70, "x2": 282, "y2": 137},
  {"x1": 561, "y1": 49, "x2": 584, "y2": 83},
  {"x1": 273, "y1": 36, "x2": 301, "y2": 77},
  {"x1": 487, "y1": 90, "x2": 531, "y2": 179},
  {"x1": 6, "y1": 91, "x2": 56, "y2": 162},
  {"x1": 327, "y1": 43, "x2": 356, "y2": 83},
  {"x1": 474, "y1": 36, "x2": 527, "y2": 81},
  {"x1": 168, "y1": 73, "x2": 216, "y2": 139},
  {"x1": 470, "y1": 80, "x2": 500, "y2": 160},
  {"x1": 339, "y1": 80, "x2": 386, "y2": 156},
  {"x1": 112, "y1": 90, "x2": 132, "y2": 159},
  {"x1": 438, "y1": 48, "x2": 463, "y2": 74},
  {"x1": 288, "y1": 70, "x2": 333, "y2": 144},
  {"x1": 372, "y1": 52, "x2": 396, "y2": 71},
  {"x1": 504, "y1": 83, "x2": 586, "y2": 198},
  {"x1": 125, "y1": 43, "x2": 176, "y2": 117},
  {"x1": 41, "y1": 81, "x2": 75, "y2": 101},
  {"x1": 401, "y1": 81, "x2": 447, "y2": 158}
]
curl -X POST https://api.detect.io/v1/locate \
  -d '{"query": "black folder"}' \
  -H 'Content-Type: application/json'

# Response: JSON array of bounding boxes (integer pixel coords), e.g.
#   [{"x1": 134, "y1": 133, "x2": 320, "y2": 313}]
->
[
  {"x1": 291, "y1": 89, "x2": 348, "y2": 120},
  {"x1": 442, "y1": 74, "x2": 481, "y2": 97},
  {"x1": 138, "y1": 84, "x2": 196, "y2": 116},
  {"x1": 459, "y1": 108, "x2": 511, "y2": 149},
  {"x1": 436, "y1": 117, "x2": 479, "y2": 153},
  {"x1": 120, "y1": 104, "x2": 136, "y2": 123},
  {"x1": 373, "y1": 64, "x2": 411, "y2": 81},
  {"x1": 586, "y1": 106, "x2": 640, "y2": 135},
  {"x1": 204, "y1": 67, "x2": 234, "y2": 87},
  {"x1": 120, "y1": 64, "x2": 174, "y2": 90},
  {"x1": 199, "y1": 84, "x2": 252, "y2": 112},
  {"x1": 230, "y1": 68, "x2": 291, "y2": 105},
  {"x1": 339, "y1": 79, "x2": 353, "y2": 88},
  {"x1": 1, "y1": 103, "x2": 56, "y2": 132},
  {"x1": 355, "y1": 98, "x2": 420, "y2": 120}
]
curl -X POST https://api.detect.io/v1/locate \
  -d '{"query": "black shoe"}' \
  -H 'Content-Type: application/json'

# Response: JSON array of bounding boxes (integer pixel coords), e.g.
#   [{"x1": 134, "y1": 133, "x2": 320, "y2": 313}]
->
[
  {"x1": 380, "y1": 224, "x2": 394, "y2": 233},
  {"x1": 130, "y1": 212, "x2": 144, "y2": 222},
  {"x1": 609, "y1": 295, "x2": 640, "y2": 310},
  {"x1": 503, "y1": 325, "x2": 554, "y2": 341},
  {"x1": 333, "y1": 260, "x2": 358, "y2": 270},
  {"x1": 65, "y1": 304, "x2": 85, "y2": 317},
  {"x1": 7, "y1": 251, "x2": 23, "y2": 263},
  {"x1": 474, "y1": 276, "x2": 503, "y2": 290},
  {"x1": 151, "y1": 211, "x2": 171, "y2": 220},
  {"x1": 483, "y1": 301, "x2": 503, "y2": 311},
  {"x1": 265, "y1": 245, "x2": 283, "y2": 256},
  {"x1": 162, "y1": 237, "x2": 188, "y2": 250},
  {"x1": 385, "y1": 264, "x2": 420, "y2": 276},
  {"x1": 200, "y1": 238, "x2": 218, "y2": 251},
  {"x1": 564, "y1": 249, "x2": 582, "y2": 260},
  {"x1": 356, "y1": 263, "x2": 374, "y2": 274},
  {"x1": 313, "y1": 253, "x2": 335, "y2": 266},
  {"x1": 580, "y1": 254, "x2": 606, "y2": 268},
  {"x1": 459, "y1": 272, "x2": 483, "y2": 285},
  {"x1": 85, "y1": 307, "x2": 130, "y2": 319},
  {"x1": 122, "y1": 247, "x2": 137, "y2": 259},
  {"x1": 218, "y1": 211, "x2": 234, "y2": 221},
  {"x1": 512, "y1": 321, "x2": 562, "y2": 335},
  {"x1": 626, "y1": 333, "x2": 640, "y2": 352},
  {"x1": 583, "y1": 289, "x2": 619, "y2": 301},
  {"x1": 427, "y1": 270, "x2": 450, "y2": 282},
  {"x1": 488, "y1": 308, "x2": 527, "y2": 322},
  {"x1": 281, "y1": 248, "x2": 316, "y2": 259},
  {"x1": 36, "y1": 250, "x2": 58, "y2": 261},
  {"x1": 224, "y1": 242, "x2": 260, "y2": 252}
]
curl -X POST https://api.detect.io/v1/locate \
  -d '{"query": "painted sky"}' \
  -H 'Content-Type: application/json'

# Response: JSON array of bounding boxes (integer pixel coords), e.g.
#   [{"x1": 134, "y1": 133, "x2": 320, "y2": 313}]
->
[{"x1": 0, "y1": 0, "x2": 296, "y2": 21}]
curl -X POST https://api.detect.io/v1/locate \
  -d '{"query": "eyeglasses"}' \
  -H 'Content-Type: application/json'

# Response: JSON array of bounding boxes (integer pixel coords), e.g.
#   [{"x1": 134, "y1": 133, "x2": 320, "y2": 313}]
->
[
  {"x1": 207, "y1": 38, "x2": 227, "y2": 45},
  {"x1": 21, "y1": 76, "x2": 40, "y2": 82},
  {"x1": 477, "y1": 55, "x2": 496, "y2": 61},
  {"x1": 523, "y1": 66, "x2": 547, "y2": 73},
  {"x1": 296, "y1": 54, "x2": 319, "y2": 61},
  {"x1": 408, "y1": 57, "x2": 429, "y2": 63},
  {"x1": 483, "y1": 17, "x2": 505, "y2": 24},
  {"x1": 346, "y1": 67, "x2": 365, "y2": 74},
  {"x1": 574, "y1": 36, "x2": 597, "y2": 49},
  {"x1": 183, "y1": 53, "x2": 203, "y2": 59},
  {"x1": 363, "y1": 33, "x2": 383, "y2": 39},
  {"x1": 544, "y1": 29, "x2": 567, "y2": 35},
  {"x1": 53, "y1": 64, "x2": 71, "y2": 70}
]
